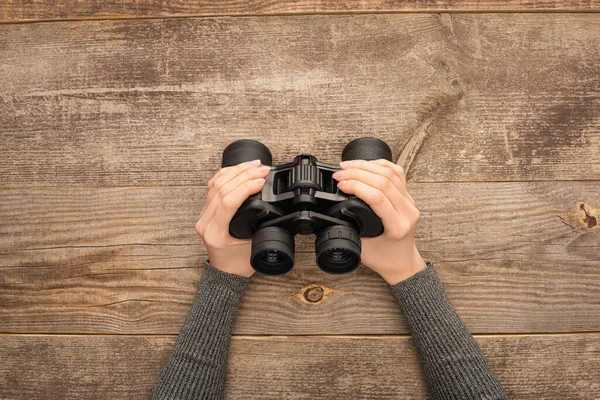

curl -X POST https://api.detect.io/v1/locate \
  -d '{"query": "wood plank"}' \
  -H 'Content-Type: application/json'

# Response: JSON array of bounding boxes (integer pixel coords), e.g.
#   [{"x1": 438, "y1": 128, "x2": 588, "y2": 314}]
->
[
  {"x1": 0, "y1": 334, "x2": 598, "y2": 399},
  {"x1": 1, "y1": 0, "x2": 599, "y2": 22},
  {"x1": 1, "y1": 14, "x2": 599, "y2": 186},
  {"x1": 2, "y1": 182, "x2": 599, "y2": 334}
]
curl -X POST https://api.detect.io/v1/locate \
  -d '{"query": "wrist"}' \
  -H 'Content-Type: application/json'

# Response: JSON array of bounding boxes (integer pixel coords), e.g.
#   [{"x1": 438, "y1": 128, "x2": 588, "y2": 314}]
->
[
  {"x1": 205, "y1": 260, "x2": 253, "y2": 282},
  {"x1": 381, "y1": 246, "x2": 427, "y2": 285},
  {"x1": 207, "y1": 251, "x2": 255, "y2": 278}
]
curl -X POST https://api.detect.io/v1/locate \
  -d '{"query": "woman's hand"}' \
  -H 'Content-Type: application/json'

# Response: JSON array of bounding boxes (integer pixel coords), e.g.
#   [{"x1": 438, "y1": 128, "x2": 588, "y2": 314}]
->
[
  {"x1": 195, "y1": 159, "x2": 271, "y2": 278},
  {"x1": 332, "y1": 159, "x2": 426, "y2": 285}
]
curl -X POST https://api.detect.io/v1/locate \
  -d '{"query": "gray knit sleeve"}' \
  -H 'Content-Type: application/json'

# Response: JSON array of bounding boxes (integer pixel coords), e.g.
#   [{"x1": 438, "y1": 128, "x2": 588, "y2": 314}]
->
[
  {"x1": 153, "y1": 260, "x2": 249, "y2": 400},
  {"x1": 389, "y1": 262, "x2": 506, "y2": 400}
]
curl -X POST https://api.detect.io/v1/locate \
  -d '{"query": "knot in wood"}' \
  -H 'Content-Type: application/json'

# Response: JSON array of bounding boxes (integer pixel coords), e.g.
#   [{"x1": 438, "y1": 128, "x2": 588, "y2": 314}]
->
[
  {"x1": 580, "y1": 203, "x2": 598, "y2": 229},
  {"x1": 304, "y1": 286, "x2": 324, "y2": 303}
]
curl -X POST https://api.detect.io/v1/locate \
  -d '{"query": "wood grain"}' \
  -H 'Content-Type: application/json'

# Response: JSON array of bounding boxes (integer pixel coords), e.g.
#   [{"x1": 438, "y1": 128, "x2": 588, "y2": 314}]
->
[
  {"x1": 2, "y1": 6, "x2": 599, "y2": 399},
  {"x1": 1, "y1": 0, "x2": 599, "y2": 22},
  {"x1": 2, "y1": 182, "x2": 598, "y2": 334},
  {"x1": 1, "y1": 14, "x2": 599, "y2": 186},
  {"x1": 0, "y1": 334, "x2": 598, "y2": 399}
]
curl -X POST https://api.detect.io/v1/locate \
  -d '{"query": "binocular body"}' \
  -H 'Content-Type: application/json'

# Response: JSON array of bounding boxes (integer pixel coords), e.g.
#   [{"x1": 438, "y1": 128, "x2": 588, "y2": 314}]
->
[{"x1": 222, "y1": 137, "x2": 393, "y2": 275}]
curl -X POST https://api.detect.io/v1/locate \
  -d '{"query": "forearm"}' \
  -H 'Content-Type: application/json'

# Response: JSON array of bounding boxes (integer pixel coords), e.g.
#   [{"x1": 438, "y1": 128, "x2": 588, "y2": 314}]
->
[
  {"x1": 154, "y1": 261, "x2": 249, "y2": 400},
  {"x1": 390, "y1": 262, "x2": 506, "y2": 400}
]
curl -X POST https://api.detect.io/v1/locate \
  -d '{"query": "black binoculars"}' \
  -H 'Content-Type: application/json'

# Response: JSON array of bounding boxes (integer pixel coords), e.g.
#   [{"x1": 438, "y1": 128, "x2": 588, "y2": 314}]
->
[{"x1": 222, "y1": 137, "x2": 393, "y2": 275}]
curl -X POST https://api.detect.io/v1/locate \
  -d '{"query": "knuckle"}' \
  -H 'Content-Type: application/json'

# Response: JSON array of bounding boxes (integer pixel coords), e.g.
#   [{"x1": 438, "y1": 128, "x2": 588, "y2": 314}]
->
[
  {"x1": 383, "y1": 168, "x2": 395, "y2": 180},
  {"x1": 195, "y1": 221, "x2": 205, "y2": 236},
  {"x1": 221, "y1": 195, "x2": 237, "y2": 210},
  {"x1": 234, "y1": 164, "x2": 246, "y2": 174},
  {"x1": 243, "y1": 168, "x2": 254, "y2": 178},
  {"x1": 395, "y1": 165, "x2": 405, "y2": 177},
  {"x1": 340, "y1": 179, "x2": 355, "y2": 191},
  {"x1": 396, "y1": 220, "x2": 410, "y2": 236},
  {"x1": 390, "y1": 231, "x2": 405, "y2": 240},
  {"x1": 380, "y1": 177, "x2": 393, "y2": 191},
  {"x1": 245, "y1": 167, "x2": 259, "y2": 179},
  {"x1": 212, "y1": 177, "x2": 225, "y2": 191},
  {"x1": 369, "y1": 190, "x2": 385, "y2": 205},
  {"x1": 353, "y1": 160, "x2": 367, "y2": 168},
  {"x1": 412, "y1": 209, "x2": 421, "y2": 224},
  {"x1": 238, "y1": 161, "x2": 256, "y2": 172},
  {"x1": 216, "y1": 186, "x2": 228, "y2": 200},
  {"x1": 388, "y1": 227, "x2": 406, "y2": 240}
]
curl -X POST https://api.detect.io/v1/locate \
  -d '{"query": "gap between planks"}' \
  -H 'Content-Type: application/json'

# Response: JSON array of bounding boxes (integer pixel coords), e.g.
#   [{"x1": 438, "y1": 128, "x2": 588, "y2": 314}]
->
[
  {"x1": 1, "y1": 331, "x2": 599, "y2": 338},
  {"x1": 2, "y1": 8, "x2": 600, "y2": 25}
]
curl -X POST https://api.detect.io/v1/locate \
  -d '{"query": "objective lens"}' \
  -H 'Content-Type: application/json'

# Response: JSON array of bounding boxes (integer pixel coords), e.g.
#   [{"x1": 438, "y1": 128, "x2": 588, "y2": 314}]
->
[
  {"x1": 260, "y1": 249, "x2": 285, "y2": 263},
  {"x1": 251, "y1": 227, "x2": 295, "y2": 275},
  {"x1": 325, "y1": 248, "x2": 352, "y2": 261},
  {"x1": 315, "y1": 225, "x2": 361, "y2": 274}
]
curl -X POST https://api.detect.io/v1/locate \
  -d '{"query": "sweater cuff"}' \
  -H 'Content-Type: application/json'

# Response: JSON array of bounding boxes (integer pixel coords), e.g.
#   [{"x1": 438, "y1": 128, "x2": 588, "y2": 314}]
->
[
  {"x1": 388, "y1": 261, "x2": 439, "y2": 301},
  {"x1": 202, "y1": 260, "x2": 250, "y2": 296}
]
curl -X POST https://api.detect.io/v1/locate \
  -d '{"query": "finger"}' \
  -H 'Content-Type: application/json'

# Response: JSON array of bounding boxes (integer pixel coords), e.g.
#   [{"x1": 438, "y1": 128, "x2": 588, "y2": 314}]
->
[
  {"x1": 333, "y1": 168, "x2": 408, "y2": 214},
  {"x1": 208, "y1": 159, "x2": 262, "y2": 192},
  {"x1": 371, "y1": 159, "x2": 416, "y2": 206},
  {"x1": 211, "y1": 178, "x2": 266, "y2": 233},
  {"x1": 202, "y1": 159, "x2": 263, "y2": 218},
  {"x1": 208, "y1": 164, "x2": 270, "y2": 212},
  {"x1": 338, "y1": 159, "x2": 415, "y2": 206},
  {"x1": 370, "y1": 159, "x2": 406, "y2": 183},
  {"x1": 340, "y1": 159, "x2": 405, "y2": 192},
  {"x1": 200, "y1": 171, "x2": 264, "y2": 236},
  {"x1": 201, "y1": 163, "x2": 269, "y2": 222},
  {"x1": 337, "y1": 179, "x2": 408, "y2": 236}
]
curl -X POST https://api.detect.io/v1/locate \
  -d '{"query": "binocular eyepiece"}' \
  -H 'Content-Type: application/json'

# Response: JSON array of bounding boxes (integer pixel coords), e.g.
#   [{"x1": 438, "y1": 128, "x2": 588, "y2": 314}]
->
[{"x1": 222, "y1": 137, "x2": 393, "y2": 275}]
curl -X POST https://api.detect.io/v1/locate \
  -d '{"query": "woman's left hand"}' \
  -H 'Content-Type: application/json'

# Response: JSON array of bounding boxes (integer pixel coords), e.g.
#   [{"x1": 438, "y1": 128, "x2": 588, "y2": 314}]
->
[{"x1": 332, "y1": 159, "x2": 427, "y2": 285}]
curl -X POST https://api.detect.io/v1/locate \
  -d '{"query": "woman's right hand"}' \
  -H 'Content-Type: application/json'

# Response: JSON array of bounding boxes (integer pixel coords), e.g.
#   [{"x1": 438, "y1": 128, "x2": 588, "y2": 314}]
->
[{"x1": 195, "y1": 159, "x2": 271, "y2": 278}]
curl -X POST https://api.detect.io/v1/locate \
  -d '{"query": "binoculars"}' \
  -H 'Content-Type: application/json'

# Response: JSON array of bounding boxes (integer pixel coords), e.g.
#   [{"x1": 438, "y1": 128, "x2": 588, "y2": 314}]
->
[{"x1": 222, "y1": 137, "x2": 393, "y2": 275}]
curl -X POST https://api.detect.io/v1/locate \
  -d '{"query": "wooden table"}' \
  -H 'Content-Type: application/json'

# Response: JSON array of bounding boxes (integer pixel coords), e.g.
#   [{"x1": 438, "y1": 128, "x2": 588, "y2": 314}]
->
[{"x1": 1, "y1": 2, "x2": 599, "y2": 399}]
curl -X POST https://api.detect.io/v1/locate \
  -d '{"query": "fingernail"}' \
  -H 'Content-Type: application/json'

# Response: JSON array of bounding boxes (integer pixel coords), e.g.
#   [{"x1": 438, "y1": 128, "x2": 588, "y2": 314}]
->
[
  {"x1": 338, "y1": 180, "x2": 347, "y2": 186},
  {"x1": 340, "y1": 161, "x2": 350, "y2": 168},
  {"x1": 258, "y1": 166, "x2": 270, "y2": 173},
  {"x1": 250, "y1": 159, "x2": 262, "y2": 166},
  {"x1": 254, "y1": 178, "x2": 265, "y2": 184},
  {"x1": 332, "y1": 171, "x2": 342, "y2": 179}
]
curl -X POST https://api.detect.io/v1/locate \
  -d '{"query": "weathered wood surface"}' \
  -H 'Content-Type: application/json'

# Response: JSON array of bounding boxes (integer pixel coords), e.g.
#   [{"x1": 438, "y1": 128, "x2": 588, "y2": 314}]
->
[
  {"x1": 1, "y1": 14, "x2": 600, "y2": 186},
  {"x1": 1, "y1": 8, "x2": 600, "y2": 400},
  {"x1": 2, "y1": 182, "x2": 598, "y2": 334},
  {"x1": 0, "y1": 334, "x2": 598, "y2": 399},
  {"x1": 2, "y1": 0, "x2": 599, "y2": 22}
]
